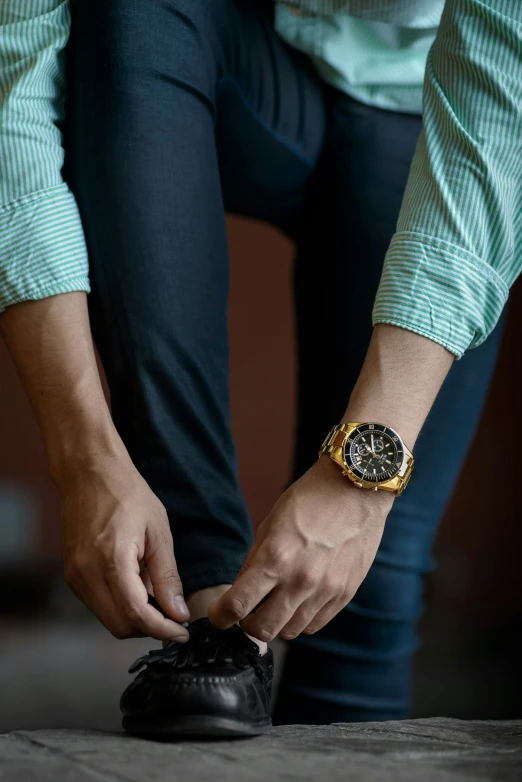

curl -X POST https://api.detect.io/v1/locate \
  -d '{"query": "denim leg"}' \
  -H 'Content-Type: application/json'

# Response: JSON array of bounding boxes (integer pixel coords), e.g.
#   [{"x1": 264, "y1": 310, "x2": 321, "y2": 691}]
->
[
  {"x1": 273, "y1": 93, "x2": 505, "y2": 724},
  {"x1": 65, "y1": 0, "x2": 326, "y2": 593}
]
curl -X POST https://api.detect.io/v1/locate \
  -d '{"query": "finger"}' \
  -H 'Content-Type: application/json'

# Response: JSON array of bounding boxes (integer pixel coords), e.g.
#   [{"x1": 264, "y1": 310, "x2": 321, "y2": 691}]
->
[
  {"x1": 139, "y1": 566, "x2": 153, "y2": 594},
  {"x1": 239, "y1": 584, "x2": 305, "y2": 642},
  {"x1": 68, "y1": 572, "x2": 146, "y2": 639},
  {"x1": 107, "y1": 554, "x2": 190, "y2": 641},
  {"x1": 303, "y1": 594, "x2": 348, "y2": 636},
  {"x1": 208, "y1": 551, "x2": 279, "y2": 629},
  {"x1": 278, "y1": 592, "x2": 332, "y2": 640},
  {"x1": 145, "y1": 529, "x2": 190, "y2": 623}
]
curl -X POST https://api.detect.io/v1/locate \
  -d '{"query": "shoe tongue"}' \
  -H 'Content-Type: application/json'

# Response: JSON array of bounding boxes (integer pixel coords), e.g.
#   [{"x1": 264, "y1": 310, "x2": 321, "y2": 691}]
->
[
  {"x1": 189, "y1": 617, "x2": 213, "y2": 631},
  {"x1": 186, "y1": 617, "x2": 214, "y2": 642},
  {"x1": 187, "y1": 617, "x2": 261, "y2": 655},
  {"x1": 161, "y1": 617, "x2": 211, "y2": 651}
]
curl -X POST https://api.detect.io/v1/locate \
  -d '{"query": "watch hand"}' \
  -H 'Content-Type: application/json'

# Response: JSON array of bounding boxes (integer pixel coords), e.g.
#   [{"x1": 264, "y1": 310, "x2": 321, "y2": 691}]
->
[{"x1": 370, "y1": 434, "x2": 377, "y2": 458}]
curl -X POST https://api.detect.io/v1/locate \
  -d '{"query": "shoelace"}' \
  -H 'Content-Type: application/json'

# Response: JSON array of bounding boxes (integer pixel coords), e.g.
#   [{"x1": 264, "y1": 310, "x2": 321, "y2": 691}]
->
[{"x1": 129, "y1": 618, "x2": 263, "y2": 675}]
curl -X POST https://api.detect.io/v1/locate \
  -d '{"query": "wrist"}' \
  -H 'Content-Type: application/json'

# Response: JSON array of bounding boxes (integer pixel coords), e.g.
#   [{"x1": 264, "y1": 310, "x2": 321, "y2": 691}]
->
[
  {"x1": 340, "y1": 406, "x2": 419, "y2": 452},
  {"x1": 341, "y1": 325, "x2": 454, "y2": 449},
  {"x1": 314, "y1": 454, "x2": 395, "y2": 512},
  {"x1": 47, "y1": 412, "x2": 129, "y2": 491},
  {"x1": 342, "y1": 368, "x2": 423, "y2": 450}
]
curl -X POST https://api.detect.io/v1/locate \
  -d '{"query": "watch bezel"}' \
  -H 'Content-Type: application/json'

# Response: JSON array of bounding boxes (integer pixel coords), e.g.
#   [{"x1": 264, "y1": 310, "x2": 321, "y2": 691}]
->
[{"x1": 343, "y1": 423, "x2": 405, "y2": 485}]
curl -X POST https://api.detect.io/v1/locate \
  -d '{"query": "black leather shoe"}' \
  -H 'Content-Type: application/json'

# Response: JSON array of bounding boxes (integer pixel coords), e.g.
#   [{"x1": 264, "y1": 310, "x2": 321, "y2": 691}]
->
[{"x1": 121, "y1": 618, "x2": 273, "y2": 738}]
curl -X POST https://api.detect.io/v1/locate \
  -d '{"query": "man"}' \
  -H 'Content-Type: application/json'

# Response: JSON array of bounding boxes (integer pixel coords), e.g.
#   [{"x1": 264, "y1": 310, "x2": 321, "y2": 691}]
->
[{"x1": 0, "y1": 0, "x2": 519, "y2": 736}]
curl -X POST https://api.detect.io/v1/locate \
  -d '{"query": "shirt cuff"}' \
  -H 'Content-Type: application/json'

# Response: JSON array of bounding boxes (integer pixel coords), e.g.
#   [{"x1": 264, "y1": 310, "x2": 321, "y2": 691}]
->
[
  {"x1": 372, "y1": 232, "x2": 509, "y2": 359},
  {"x1": 0, "y1": 183, "x2": 90, "y2": 313}
]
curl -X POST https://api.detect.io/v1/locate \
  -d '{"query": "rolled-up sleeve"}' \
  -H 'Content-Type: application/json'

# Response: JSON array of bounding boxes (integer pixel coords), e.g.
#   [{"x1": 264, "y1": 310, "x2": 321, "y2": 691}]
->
[
  {"x1": 0, "y1": 0, "x2": 90, "y2": 313},
  {"x1": 372, "y1": 0, "x2": 522, "y2": 358}
]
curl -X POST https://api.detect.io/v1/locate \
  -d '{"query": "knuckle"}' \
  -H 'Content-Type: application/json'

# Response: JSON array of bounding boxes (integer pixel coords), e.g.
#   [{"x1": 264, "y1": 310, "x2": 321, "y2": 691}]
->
[
  {"x1": 255, "y1": 627, "x2": 275, "y2": 643},
  {"x1": 103, "y1": 549, "x2": 127, "y2": 575},
  {"x1": 110, "y1": 625, "x2": 133, "y2": 640},
  {"x1": 152, "y1": 500, "x2": 169, "y2": 521},
  {"x1": 91, "y1": 534, "x2": 109, "y2": 555},
  {"x1": 294, "y1": 568, "x2": 317, "y2": 592},
  {"x1": 149, "y1": 525, "x2": 173, "y2": 550},
  {"x1": 226, "y1": 596, "x2": 247, "y2": 621},
  {"x1": 63, "y1": 568, "x2": 76, "y2": 588},
  {"x1": 237, "y1": 559, "x2": 252, "y2": 578},
  {"x1": 122, "y1": 600, "x2": 144, "y2": 625},
  {"x1": 155, "y1": 567, "x2": 181, "y2": 586},
  {"x1": 267, "y1": 548, "x2": 291, "y2": 575},
  {"x1": 260, "y1": 564, "x2": 281, "y2": 583},
  {"x1": 324, "y1": 576, "x2": 342, "y2": 596},
  {"x1": 155, "y1": 528, "x2": 174, "y2": 548},
  {"x1": 340, "y1": 586, "x2": 354, "y2": 605},
  {"x1": 65, "y1": 553, "x2": 89, "y2": 582},
  {"x1": 99, "y1": 546, "x2": 117, "y2": 565}
]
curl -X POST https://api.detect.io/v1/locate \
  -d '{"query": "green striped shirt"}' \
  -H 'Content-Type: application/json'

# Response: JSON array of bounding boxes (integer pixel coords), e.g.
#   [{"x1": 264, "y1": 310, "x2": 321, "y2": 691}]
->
[
  {"x1": 0, "y1": 1, "x2": 89, "y2": 310},
  {"x1": 374, "y1": 0, "x2": 522, "y2": 356},
  {"x1": 276, "y1": 2, "x2": 442, "y2": 114},
  {"x1": 1, "y1": 1, "x2": 521, "y2": 358}
]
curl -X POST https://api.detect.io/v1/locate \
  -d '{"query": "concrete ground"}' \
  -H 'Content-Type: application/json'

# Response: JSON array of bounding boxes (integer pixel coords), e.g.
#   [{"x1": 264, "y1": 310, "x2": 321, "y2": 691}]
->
[{"x1": 2, "y1": 720, "x2": 521, "y2": 782}]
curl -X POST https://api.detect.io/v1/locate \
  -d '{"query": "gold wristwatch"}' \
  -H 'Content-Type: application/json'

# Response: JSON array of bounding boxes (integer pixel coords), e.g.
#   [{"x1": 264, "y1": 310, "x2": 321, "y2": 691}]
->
[{"x1": 319, "y1": 422, "x2": 414, "y2": 496}]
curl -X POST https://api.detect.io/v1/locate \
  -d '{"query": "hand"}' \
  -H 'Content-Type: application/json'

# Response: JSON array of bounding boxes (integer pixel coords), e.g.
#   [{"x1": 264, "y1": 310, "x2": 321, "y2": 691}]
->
[
  {"x1": 59, "y1": 450, "x2": 190, "y2": 641},
  {"x1": 208, "y1": 457, "x2": 394, "y2": 641},
  {"x1": 0, "y1": 295, "x2": 190, "y2": 641}
]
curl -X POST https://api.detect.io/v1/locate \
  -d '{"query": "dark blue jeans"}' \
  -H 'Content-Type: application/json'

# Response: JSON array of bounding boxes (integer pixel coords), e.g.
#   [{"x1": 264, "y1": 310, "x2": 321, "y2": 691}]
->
[{"x1": 65, "y1": 0, "x2": 504, "y2": 723}]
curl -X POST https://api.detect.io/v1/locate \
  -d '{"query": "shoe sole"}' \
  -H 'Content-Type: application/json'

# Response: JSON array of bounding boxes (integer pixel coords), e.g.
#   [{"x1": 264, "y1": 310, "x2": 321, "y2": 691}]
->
[{"x1": 122, "y1": 714, "x2": 272, "y2": 739}]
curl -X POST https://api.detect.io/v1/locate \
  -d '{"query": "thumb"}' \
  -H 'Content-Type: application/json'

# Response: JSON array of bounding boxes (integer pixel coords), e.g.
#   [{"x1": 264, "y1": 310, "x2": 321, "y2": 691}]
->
[
  {"x1": 207, "y1": 536, "x2": 262, "y2": 626},
  {"x1": 145, "y1": 528, "x2": 190, "y2": 623}
]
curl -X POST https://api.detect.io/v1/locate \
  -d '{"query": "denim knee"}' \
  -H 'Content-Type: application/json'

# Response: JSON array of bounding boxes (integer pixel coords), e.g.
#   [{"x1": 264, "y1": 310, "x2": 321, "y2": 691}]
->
[{"x1": 70, "y1": 0, "x2": 221, "y2": 108}]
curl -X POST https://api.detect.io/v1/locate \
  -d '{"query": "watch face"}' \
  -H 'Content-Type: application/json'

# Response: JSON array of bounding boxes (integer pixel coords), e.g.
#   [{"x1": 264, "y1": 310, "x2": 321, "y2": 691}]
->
[{"x1": 344, "y1": 424, "x2": 404, "y2": 483}]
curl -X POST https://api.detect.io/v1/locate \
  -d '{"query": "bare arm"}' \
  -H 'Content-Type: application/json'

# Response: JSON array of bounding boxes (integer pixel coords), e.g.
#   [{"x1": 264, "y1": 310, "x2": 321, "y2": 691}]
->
[
  {"x1": 1, "y1": 293, "x2": 190, "y2": 641},
  {"x1": 1, "y1": 293, "x2": 115, "y2": 474},
  {"x1": 210, "y1": 324, "x2": 454, "y2": 640},
  {"x1": 344, "y1": 324, "x2": 454, "y2": 447}
]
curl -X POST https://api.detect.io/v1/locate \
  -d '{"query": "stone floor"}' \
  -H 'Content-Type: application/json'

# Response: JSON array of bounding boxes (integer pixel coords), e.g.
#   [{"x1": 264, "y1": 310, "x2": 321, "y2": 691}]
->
[{"x1": 1, "y1": 719, "x2": 521, "y2": 782}]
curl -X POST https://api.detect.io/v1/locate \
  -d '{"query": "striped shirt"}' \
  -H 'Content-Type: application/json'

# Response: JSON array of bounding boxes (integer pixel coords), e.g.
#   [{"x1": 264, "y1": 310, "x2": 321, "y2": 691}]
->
[
  {"x1": 1, "y1": 1, "x2": 521, "y2": 358},
  {"x1": 279, "y1": 1, "x2": 441, "y2": 24},
  {"x1": 275, "y1": 5, "x2": 440, "y2": 114},
  {"x1": 0, "y1": 2, "x2": 89, "y2": 311}
]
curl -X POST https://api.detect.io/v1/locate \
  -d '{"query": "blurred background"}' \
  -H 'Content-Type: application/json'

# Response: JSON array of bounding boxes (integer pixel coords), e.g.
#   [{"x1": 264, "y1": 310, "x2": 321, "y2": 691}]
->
[{"x1": 1, "y1": 215, "x2": 521, "y2": 733}]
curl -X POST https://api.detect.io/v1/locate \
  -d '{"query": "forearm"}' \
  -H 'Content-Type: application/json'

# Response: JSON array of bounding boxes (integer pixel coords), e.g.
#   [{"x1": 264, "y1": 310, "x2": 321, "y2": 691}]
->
[
  {"x1": 343, "y1": 324, "x2": 454, "y2": 449},
  {"x1": 0, "y1": 292, "x2": 124, "y2": 486}
]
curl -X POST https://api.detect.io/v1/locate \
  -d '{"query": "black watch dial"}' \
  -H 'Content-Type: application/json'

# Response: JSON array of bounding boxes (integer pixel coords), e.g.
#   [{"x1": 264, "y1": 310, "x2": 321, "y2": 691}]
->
[{"x1": 343, "y1": 424, "x2": 404, "y2": 483}]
